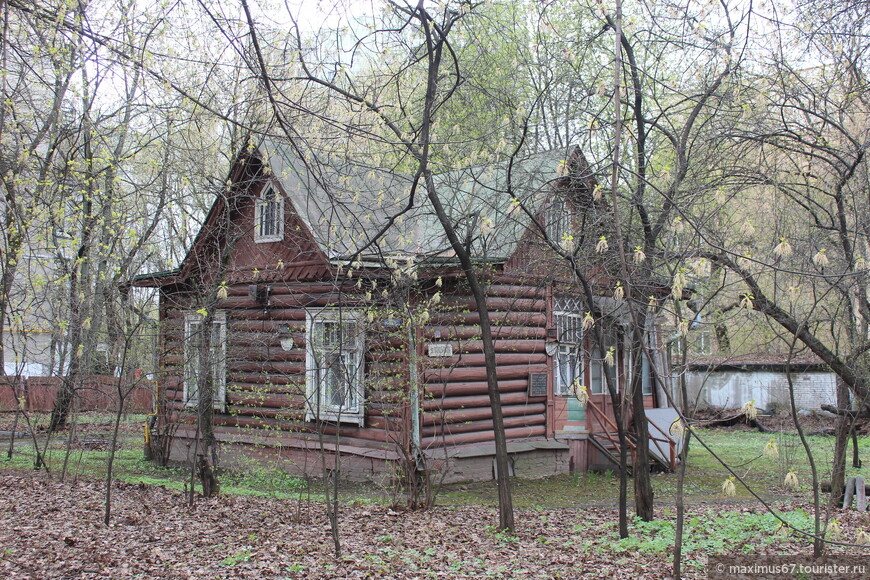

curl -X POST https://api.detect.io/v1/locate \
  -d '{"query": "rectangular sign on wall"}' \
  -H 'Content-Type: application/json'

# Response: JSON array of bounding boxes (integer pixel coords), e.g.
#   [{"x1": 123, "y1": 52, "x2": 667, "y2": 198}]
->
[
  {"x1": 528, "y1": 373, "x2": 548, "y2": 397},
  {"x1": 427, "y1": 343, "x2": 453, "y2": 358}
]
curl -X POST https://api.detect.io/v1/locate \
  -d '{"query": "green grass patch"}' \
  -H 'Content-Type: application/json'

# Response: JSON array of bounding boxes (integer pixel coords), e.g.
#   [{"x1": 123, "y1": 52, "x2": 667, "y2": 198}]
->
[
  {"x1": 436, "y1": 427, "x2": 868, "y2": 508},
  {"x1": 685, "y1": 428, "x2": 868, "y2": 499},
  {"x1": 608, "y1": 509, "x2": 814, "y2": 555},
  {"x1": 2, "y1": 424, "x2": 866, "y2": 509},
  {"x1": 219, "y1": 548, "x2": 254, "y2": 567},
  {"x1": 552, "y1": 507, "x2": 822, "y2": 572}
]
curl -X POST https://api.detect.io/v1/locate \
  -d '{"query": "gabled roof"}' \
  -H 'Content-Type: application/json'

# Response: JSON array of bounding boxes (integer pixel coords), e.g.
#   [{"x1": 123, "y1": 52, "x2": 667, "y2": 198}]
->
[
  {"x1": 134, "y1": 137, "x2": 586, "y2": 286},
  {"x1": 263, "y1": 138, "x2": 573, "y2": 263}
]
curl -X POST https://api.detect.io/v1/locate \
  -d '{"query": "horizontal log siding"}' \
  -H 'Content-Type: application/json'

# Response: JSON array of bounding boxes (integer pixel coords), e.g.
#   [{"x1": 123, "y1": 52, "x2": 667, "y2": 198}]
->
[
  {"x1": 421, "y1": 410, "x2": 546, "y2": 437},
  {"x1": 161, "y1": 282, "x2": 408, "y2": 453},
  {"x1": 421, "y1": 425, "x2": 546, "y2": 447},
  {"x1": 423, "y1": 325, "x2": 546, "y2": 341},
  {"x1": 161, "y1": 278, "x2": 552, "y2": 458},
  {"x1": 421, "y1": 284, "x2": 548, "y2": 450}
]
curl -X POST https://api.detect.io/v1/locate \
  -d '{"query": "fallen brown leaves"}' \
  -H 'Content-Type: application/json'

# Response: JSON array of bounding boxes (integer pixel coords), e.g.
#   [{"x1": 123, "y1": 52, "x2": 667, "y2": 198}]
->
[{"x1": 0, "y1": 473, "x2": 867, "y2": 579}]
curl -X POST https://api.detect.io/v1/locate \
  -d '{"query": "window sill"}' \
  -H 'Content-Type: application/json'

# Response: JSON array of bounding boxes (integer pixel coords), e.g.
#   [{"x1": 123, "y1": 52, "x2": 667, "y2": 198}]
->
[
  {"x1": 184, "y1": 400, "x2": 226, "y2": 412},
  {"x1": 254, "y1": 235, "x2": 283, "y2": 244},
  {"x1": 305, "y1": 411, "x2": 364, "y2": 426}
]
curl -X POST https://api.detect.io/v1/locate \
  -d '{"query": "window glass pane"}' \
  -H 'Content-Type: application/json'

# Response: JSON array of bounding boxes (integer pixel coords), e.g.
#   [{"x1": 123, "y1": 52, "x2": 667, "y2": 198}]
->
[
  {"x1": 556, "y1": 313, "x2": 582, "y2": 344},
  {"x1": 641, "y1": 355, "x2": 652, "y2": 395},
  {"x1": 555, "y1": 344, "x2": 579, "y2": 395},
  {"x1": 256, "y1": 187, "x2": 282, "y2": 240},
  {"x1": 323, "y1": 350, "x2": 344, "y2": 407},
  {"x1": 185, "y1": 320, "x2": 201, "y2": 403},
  {"x1": 263, "y1": 188, "x2": 275, "y2": 236},
  {"x1": 185, "y1": 315, "x2": 226, "y2": 408},
  {"x1": 590, "y1": 329, "x2": 618, "y2": 395},
  {"x1": 590, "y1": 354, "x2": 603, "y2": 395},
  {"x1": 211, "y1": 315, "x2": 226, "y2": 406},
  {"x1": 553, "y1": 298, "x2": 584, "y2": 396}
]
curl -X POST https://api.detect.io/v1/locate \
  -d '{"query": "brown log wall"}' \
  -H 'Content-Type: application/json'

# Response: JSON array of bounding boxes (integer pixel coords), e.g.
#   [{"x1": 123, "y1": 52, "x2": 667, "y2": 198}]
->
[
  {"x1": 421, "y1": 283, "x2": 548, "y2": 451},
  {"x1": 161, "y1": 278, "x2": 551, "y2": 457},
  {"x1": 161, "y1": 281, "x2": 410, "y2": 454}
]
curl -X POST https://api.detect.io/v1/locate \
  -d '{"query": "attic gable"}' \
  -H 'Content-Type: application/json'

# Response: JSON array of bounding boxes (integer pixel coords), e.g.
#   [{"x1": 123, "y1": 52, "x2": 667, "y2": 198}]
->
[
  {"x1": 161, "y1": 149, "x2": 330, "y2": 288},
  {"x1": 135, "y1": 139, "x2": 597, "y2": 289},
  {"x1": 220, "y1": 174, "x2": 331, "y2": 284}
]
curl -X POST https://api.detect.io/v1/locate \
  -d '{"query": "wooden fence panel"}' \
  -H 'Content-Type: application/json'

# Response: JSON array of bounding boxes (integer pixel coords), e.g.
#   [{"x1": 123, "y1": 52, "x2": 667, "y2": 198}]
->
[{"x1": 0, "y1": 376, "x2": 154, "y2": 413}]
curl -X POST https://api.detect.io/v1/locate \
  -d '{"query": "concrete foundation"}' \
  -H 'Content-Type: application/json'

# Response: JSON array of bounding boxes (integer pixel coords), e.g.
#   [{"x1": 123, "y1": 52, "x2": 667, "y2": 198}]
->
[{"x1": 168, "y1": 428, "x2": 575, "y2": 484}]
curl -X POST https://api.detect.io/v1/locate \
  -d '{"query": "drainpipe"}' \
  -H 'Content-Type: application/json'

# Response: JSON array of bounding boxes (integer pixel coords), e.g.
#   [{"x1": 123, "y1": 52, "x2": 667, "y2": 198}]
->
[
  {"x1": 407, "y1": 315, "x2": 422, "y2": 467},
  {"x1": 546, "y1": 283, "x2": 555, "y2": 439}
]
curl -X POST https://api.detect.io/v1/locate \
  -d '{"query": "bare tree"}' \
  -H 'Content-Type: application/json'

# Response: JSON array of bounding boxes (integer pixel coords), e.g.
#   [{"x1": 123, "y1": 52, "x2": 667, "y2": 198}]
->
[{"x1": 227, "y1": 0, "x2": 520, "y2": 531}]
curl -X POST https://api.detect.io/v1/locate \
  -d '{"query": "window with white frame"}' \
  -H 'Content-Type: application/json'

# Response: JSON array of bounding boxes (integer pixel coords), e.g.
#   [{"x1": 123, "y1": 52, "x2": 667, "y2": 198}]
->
[
  {"x1": 626, "y1": 331, "x2": 656, "y2": 396},
  {"x1": 255, "y1": 184, "x2": 284, "y2": 242},
  {"x1": 305, "y1": 309, "x2": 365, "y2": 424},
  {"x1": 641, "y1": 330, "x2": 656, "y2": 395},
  {"x1": 589, "y1": 329, "x2": 618, "y2": 395},
  {"x1": 696, "y1": 329, "x2": 712, "y2": 355},
  {"x1": 184, "y1": 311, "x2": 227, "y2": 410},
  {"x1": 553, "y1": 297, "x2": 584, "y2": 396},
  {"x1": 641, "y1": 352, "x2": 654, "y2": 395},
  {"x1": 545, "y1": 197, "x2": 571, "y2": 244}
]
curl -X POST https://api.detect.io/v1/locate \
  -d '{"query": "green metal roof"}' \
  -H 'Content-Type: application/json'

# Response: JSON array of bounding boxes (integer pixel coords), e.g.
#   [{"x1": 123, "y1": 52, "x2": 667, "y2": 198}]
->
[{"x1": 263, "y1": 138, "x2": 568, "y2": 263}]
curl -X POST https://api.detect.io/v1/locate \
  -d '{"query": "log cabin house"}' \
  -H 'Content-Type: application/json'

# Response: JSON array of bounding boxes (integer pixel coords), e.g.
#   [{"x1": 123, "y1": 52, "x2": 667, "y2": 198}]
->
[{"x1": 133, "y1": 139, "x2": 676, "y2": 483}]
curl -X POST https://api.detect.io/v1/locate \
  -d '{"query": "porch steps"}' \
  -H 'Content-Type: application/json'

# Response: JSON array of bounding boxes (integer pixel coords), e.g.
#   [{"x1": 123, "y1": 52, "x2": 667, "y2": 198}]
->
[
  {"x1": 586, "y1": 402, "x2": 681, "y2": 474},
  {"x1": 588, "y1": 430, "x2": 675, "y2": 473},
  {"x1": 588, "y1": 432, "x2": 631, "y2": 474},
  {"x1": 589, "y1": 424, "x2": 679, "y2": 475}
]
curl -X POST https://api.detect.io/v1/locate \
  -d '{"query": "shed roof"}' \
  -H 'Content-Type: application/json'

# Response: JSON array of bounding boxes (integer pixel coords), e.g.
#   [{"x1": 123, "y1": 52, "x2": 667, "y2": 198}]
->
[{"x1": 685, "y1": 353, "x2": 829, "y2": 372}]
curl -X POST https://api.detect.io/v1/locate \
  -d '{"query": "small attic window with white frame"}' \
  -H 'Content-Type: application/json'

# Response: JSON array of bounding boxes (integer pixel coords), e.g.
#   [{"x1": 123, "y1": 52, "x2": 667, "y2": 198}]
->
[
  {"x1": 545, "y1": 196, "x2": 572, "y2": 245},
  {"x1": 255, "y1": 184, "x2": 284, "y2": 243}
]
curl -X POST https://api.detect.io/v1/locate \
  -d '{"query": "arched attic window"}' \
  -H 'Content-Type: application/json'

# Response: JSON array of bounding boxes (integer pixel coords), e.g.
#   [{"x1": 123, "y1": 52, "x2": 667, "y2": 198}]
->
[{"x1": 255, "y1": 184, "x2": 284, "y2": 243}]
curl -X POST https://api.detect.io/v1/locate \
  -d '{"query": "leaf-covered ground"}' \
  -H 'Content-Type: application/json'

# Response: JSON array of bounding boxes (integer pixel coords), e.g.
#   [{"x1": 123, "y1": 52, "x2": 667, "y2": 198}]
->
[{"x1": 1, "y1": 474, "x2": 868, "y2": 579}]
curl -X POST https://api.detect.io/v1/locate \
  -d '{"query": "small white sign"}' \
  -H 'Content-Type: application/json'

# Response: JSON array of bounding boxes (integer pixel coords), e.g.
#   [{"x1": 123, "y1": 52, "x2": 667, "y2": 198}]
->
[
  {"x1": 280, "y1": 338, "x2": 295, "y2": 351},
  {"x1": 427, "y1": 343, "x2": 453, "y2": 358}
]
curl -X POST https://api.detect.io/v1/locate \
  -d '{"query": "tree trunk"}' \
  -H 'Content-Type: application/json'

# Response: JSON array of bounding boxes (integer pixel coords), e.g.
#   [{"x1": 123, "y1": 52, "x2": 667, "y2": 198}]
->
[
  {"x1": 51, "y1": 92, "x2": 97, "y2": 431},
  {"x1": 104, "y1": 356, "x2": 130, "y2": 525},
  {"x1": 0, "y1": 230, "x2": 22, "y2": 377},
  {"x1": 196, "y1": 313, "x2": 218, "y2": 494},
  {"x1": 786, "y1": 358, "x2": 823, "y2": 557},
  {"x1": 630, "y1": 326, "x2": 654, "y2": 521},
  {"x1": 424, "y1": 172, "x2": 514, "y2": 533},
  {"x1": 672, "y1": 331, "x2": 690, "y2": 579},
  {"x1": 829, "y1": 378, "x2": 850, "y2": 507}
]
